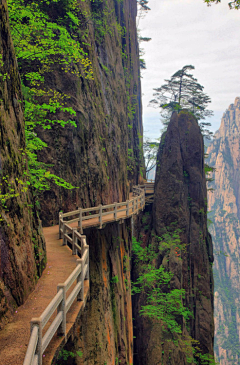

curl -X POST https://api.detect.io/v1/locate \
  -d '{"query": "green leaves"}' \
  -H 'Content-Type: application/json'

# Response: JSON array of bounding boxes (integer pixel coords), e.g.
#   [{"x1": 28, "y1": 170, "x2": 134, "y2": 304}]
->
[
  {"x1": 7, "y1": 0, "x2": 94, "y2": 194},
  {"x1": 149, "y1": 65, "x2": 214, "y2": 138},
  {"x1": 204, "y1": 0, "x2": 240, "y2": 9},
  {"x1": 132, "y1": 234, "x2": 192, "y2": 335}
]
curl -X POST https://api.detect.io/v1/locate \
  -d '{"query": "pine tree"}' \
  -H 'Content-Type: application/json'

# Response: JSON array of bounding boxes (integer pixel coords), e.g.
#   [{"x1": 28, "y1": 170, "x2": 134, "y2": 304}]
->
[{"x1": 149, "y1": 65, "x2": 214, "y2": 138}]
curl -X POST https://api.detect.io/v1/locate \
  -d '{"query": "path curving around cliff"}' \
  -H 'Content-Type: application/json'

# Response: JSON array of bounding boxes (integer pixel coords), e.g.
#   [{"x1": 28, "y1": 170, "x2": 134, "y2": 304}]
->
[{"x1": 0, "y1": 185, "x2": 153, "y2": 365}]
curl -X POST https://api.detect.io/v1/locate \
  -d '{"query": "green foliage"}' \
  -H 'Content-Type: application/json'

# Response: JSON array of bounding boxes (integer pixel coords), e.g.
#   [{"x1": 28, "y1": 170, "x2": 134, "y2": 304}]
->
[
  {"x1": 56, "y1": 348, "x2": 83, "y2": 364},
  {"x1": 132, "y1": 234, "x2": 192, "y2": 335},
  {"x1": 204, "y1": 162, "x2": 215, "y2": 184},
  {"x1": 7, "y1": 0, "x2": 93, "y2": 193},
  {"x1": 143, "y1": 137, "x2": 159, "y2": 178},
  {"x1": 111, "y1": 275, "x2": 119, "y2": 284},
  {"x1": 132, "y1": 232, "x2": 218, "y2": 363},
  {"x1": 149, "y1": 65, "x2": 213, "y2": 139},
  {"x1": 204, "y1": 0, "x2": 240, "y2": 9},
  {"x1": 0, "y1": 175, "x2": 31, "y2": 221},
  {"x1": 194, "y1": 348, "x2": 219, "y2": 365}
]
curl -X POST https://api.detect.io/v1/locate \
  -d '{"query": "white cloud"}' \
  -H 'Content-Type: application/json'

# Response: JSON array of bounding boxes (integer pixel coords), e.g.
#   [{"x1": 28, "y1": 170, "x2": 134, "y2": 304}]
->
[{"x1": 140, "y1": 0, "x2": 240, "y2": 139}]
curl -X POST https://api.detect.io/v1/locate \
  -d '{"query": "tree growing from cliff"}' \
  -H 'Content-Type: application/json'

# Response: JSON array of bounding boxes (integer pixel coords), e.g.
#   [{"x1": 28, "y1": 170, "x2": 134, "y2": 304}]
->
[
  {"x1": 149, "y1": 65, "x2": 214, "y2": 138},
  {"x1": 143, "y1": 137, "x2": 159, "y2": 178},
  {"x1": 204, "y1": 0, "x2": 240, "y2": 9}
]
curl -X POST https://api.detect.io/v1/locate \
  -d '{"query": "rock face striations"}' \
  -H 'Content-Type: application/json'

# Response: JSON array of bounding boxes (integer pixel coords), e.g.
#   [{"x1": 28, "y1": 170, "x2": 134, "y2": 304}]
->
[
  {"x1": 207, "y1": 97, "x2": 240, "y2": 364},
  {"x1": 21, "y1": 0, "x2": 144, "y2": 226},
  {"x1": 63, "y1": 221, "x2": 134, "y2": 364},
  {"x1": 133, "y1": 111, "x2": 214, "y2": 364},
  {"x1": 0, "y1": 0, "x2": 45, "y2": 328}
]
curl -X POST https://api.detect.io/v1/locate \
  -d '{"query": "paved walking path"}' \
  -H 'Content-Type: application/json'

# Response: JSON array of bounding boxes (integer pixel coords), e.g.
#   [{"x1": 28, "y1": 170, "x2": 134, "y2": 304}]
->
[
  {"x1": 0, "y1": 200, "x2": 132, "y2": 365},
  {"x1": 0, "y1": 225, "x2": 83, "y2": 365},
  {"x1": 0, "y1": 184, "x2": 154, "y2": 365}
]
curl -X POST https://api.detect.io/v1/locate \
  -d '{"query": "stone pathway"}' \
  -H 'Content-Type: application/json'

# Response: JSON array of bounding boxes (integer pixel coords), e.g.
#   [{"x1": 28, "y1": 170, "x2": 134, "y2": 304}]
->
[{"x1": 0, "y1": 190, "x2": 148, "y2": 365}]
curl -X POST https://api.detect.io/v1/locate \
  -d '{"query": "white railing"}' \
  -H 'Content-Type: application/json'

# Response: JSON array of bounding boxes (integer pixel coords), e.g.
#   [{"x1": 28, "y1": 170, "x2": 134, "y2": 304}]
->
[
  {"x1": 59, "y1": 185, "x2": 145, "y2": 235},
  {"x1": 23, "y1": 185, "x2": 145, "y2": 365},
  {"x1": 23, "y1": 229, "x2": 89, "y2": 365}
]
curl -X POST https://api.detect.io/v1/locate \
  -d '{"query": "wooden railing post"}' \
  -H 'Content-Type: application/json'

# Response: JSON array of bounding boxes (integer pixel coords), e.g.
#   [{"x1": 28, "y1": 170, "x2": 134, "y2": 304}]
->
[
  {"x1": 57, "y1": 284, "x2": 66, "y2": 338},
  {"x1": 87, "y1": 247, "x2": 90, "y2": 281},
  {"x1": 72, "y1": 228, "x2": 77, "y2": 255},
  {"x1": 76, "y1": 259, "x2": 82, "y2": 301},
  {"x1": 76, "y1": 258, "x2": 84, "y2": 301},
  {"x1": 81, "y1": 236, "x2": 86, "y2": 256},
  {"x1": 59, "y1": 212, "x2": 63, "y2": 239},
  {"x1": 99, "y1": 204, "x2": 102, "y2": 229},
  {"x1": 63, "y1": 224, "x2": 66, "y2": 246},
  {"x1": 126, "y1": 200, "x2": 129, "y2": 216},
  {"x1": 31, "y1": 318, "x2": 42, "y2": 365},
  {"x1": 114, "y1": 202, "x2": 117, "y2": 220},
  {"x1": 78, "y1": 208, "x2": 83, "y2": 234},
  {"x1": 85, "y1": 242, "x2": 90, "y2": 281}
]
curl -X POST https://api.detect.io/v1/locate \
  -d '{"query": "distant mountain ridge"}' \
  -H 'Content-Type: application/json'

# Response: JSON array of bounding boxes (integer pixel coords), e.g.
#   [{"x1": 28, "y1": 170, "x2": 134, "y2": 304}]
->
[{"x1": 207, "y1": 97, "x2": 240, "y2": 364}]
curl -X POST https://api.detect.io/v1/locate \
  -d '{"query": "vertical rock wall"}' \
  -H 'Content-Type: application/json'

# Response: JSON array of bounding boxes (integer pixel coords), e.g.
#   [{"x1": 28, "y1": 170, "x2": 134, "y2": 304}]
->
[
  {"x1": 57, "y1": 220, "x2": 133, "y2": 365},
  {"x1": 0, "y1": 0, "x2": 45, "y2": 328},
  {"x1": 20, "y1": 0, "x2": 144, "y2": 226},
  {"x1": 207, "y1": 97, "x2": 240, "y2": 364},
  {"x1": 133, "y1": 111, "x2": 214, "y2": 364}
]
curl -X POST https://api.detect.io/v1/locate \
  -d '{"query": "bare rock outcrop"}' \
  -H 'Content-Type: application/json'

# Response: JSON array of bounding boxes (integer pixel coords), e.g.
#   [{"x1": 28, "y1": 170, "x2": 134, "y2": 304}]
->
[
  {"x1": 207, "y1": 97, "x2": 240, "y2": 364},
  {"x1": 133, "y1": 111, "x2": 214, "y2": 364},
  {"x1": 0, "y1": 0, "x2": 45, "y2": 328}
]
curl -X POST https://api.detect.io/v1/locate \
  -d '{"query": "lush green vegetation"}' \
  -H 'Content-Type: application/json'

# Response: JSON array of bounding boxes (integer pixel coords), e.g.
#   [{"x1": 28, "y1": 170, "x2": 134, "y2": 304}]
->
[
  {"x1": 132, "y1": 224, "x2": 218, "y2": 364},
  {"x1": 132, "y1": 232, "x2": 191, "y2": 335},
  {"x1": 7, "y1": 0, "x2": 93, "y2": 193}
]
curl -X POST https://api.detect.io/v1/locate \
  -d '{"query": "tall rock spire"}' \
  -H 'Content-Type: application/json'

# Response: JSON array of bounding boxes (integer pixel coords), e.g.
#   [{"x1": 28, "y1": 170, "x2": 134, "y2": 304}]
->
[
  {"x1": 133, "y1": 111, "x2": 214, "y2": 364},
  {"x1": 207, "y1": 96, "x2": 240, "y2": 364}
]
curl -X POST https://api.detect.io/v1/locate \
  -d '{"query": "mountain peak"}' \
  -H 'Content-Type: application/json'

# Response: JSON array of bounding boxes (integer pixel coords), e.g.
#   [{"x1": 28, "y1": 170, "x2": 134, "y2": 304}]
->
[{"x1": 234, "y1": 96, "x2": 240, "y2": 107}]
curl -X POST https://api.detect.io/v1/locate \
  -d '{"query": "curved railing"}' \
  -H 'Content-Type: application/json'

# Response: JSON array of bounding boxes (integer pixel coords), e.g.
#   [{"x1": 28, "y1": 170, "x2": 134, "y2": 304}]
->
[
  {"x1": 59, "y1": 185, "x2": 145, "y2": 235},
  {"x1": 23, "y1": 185, "x2": 145, "y2": 365}
]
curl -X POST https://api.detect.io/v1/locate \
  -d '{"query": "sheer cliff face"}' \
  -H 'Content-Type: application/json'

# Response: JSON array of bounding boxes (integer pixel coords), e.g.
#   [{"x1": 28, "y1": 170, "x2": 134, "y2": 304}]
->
[
  {"x1": 27, "y1": 0, "x2": 144, "y2": 226},
  {"x1": 64, "y1": 221, "x2": 133, "y2": 364},
  {"x1": 0, "y1": 0, "x2": 45, "y2": 328},
  {"x1": 133, "y1": 112, "x2": 214, "y2": 365},
  {"x1": 207, "y1": 97, "x2": 240, "y2": 364}
]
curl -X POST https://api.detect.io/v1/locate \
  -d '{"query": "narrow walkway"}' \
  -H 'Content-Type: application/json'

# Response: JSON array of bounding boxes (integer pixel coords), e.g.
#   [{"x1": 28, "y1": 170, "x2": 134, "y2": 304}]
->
[
  {"x1": 0, "y1": 225, "x2": 80, "y2": 365},
  {"x1": 0, "y1": 184, "x2": 154, "y2": 365}
]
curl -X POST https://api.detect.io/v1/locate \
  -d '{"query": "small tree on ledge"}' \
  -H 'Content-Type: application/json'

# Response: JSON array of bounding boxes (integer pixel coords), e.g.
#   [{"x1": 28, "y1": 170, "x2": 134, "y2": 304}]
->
[{"x1": 149, "y1": 65, "x2": 214, "y2": 139}]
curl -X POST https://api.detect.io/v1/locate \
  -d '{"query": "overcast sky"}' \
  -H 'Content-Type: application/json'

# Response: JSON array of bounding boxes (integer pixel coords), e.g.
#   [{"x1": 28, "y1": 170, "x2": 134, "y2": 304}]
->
[{"x1": 139, "y1": 0, "x2": 240, "y2": 140}]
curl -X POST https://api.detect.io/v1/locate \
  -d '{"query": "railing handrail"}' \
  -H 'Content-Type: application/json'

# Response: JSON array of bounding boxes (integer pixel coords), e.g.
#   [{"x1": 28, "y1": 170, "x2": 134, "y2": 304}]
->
[
  {"x1": 59, "y1": 185, "x2": 145, "y2": 234},
  {"x1": 24, "y1": 185, "x2": 146, "y2": 365},
  {"x1": 23, "y1": 226, "x2": 89, "y2": 365}
]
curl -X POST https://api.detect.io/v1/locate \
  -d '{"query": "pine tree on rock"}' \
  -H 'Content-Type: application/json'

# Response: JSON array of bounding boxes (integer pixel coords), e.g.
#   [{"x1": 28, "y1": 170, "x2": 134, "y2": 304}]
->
[{"x1": 149, "y1": 65, "x2": 214, "y2": 138}]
